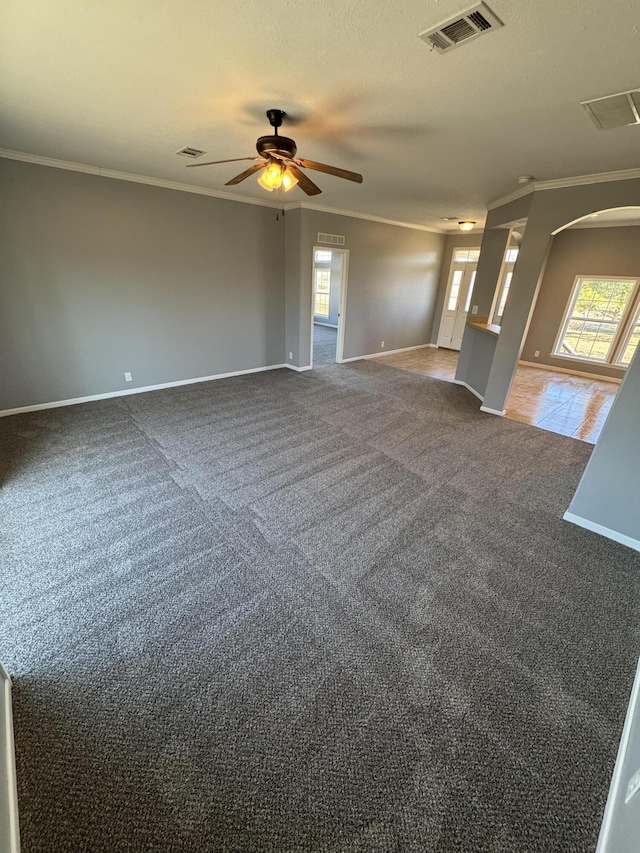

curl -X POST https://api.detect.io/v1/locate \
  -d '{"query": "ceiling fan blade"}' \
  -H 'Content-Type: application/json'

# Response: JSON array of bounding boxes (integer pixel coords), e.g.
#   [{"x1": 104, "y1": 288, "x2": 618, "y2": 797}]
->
[
  {"x1": 186, "y1": 157, "x2": 262, "y2": 168},
  {"x1": 289, "y1": 166, "x2": 322, "y2": 196},
  {"x1": 225, "y1": 163, "x2": 266, "y2": 185},
  {"x1": 295, "y1": 158, "x2": 363, "y2": 184}
]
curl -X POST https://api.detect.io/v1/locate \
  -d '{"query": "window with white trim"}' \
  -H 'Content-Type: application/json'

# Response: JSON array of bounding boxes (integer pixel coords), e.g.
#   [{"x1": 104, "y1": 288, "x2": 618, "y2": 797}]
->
[
  {"x1": 314, "y1": 268, "x2": 331, "y2": 317},
  {"x1": 492, "y1": 248, "x2": 519, "y2": 325},
  {"x1": 553, "y1": 276, "x2": 640, "y2": 366},
  {"x1": 446, "y1": 248, "x2": 480, "y2": 311}
]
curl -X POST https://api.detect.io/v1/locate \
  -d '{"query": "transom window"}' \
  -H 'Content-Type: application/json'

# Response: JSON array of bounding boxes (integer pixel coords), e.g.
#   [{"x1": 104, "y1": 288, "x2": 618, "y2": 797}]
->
[
  {"x1": 553, "y1": 276, "x2": 640, "y2": 367},
  {"x1": 453, "y1": 249, "x2": 480, "y2": 263}
]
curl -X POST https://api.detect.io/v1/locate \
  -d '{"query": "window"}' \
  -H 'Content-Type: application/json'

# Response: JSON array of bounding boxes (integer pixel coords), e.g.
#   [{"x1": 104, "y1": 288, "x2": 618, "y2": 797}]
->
[
  {"x1": 492, "y1": 248, "x2": 519, "y2": 325},
  {"x1": 315, "y1": 250, "x2": 332, "y2": 262},
  {"x1": 618, "y1": 303, "x2": 640, "y2": 367},
  {"x1": 553, "y1": 276, "x2": 640, "y2": 366},
  {"x1": 464, "y1": 270, "x2": 477, "y2": 313},
  {"x1": 314, "y1": 269, "x2": 331, "y2": 317},
  {"x1": 452, "y1": 248, "x2": 480, "y2": 263},
  {"x1": 446, "y1": 249, "x2": 480, "y2": 311},
  {"x1": 447, "y1": 270, "x2": 463, "y2": 311}
]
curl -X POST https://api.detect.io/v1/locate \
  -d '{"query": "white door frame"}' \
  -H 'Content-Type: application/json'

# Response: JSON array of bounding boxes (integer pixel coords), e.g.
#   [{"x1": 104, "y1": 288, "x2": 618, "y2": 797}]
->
[
  {"x1": 437, "y1": 247, "x2": 480, "y2": 349},
  {"x1": 309, "y1": 247, "x2": 350, "y2": 368}
]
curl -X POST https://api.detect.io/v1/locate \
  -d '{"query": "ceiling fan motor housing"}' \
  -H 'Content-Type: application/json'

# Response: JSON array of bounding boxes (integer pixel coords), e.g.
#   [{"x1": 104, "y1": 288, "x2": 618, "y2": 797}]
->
[{"x1": 256, "y1": 135, "x2": 297, "y2": 159}]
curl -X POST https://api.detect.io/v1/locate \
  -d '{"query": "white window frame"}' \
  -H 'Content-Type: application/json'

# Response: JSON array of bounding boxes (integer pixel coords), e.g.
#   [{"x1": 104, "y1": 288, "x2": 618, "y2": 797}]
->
[
  {"x1": 490, "y1": 247, "x2": 519, "y2": 325},
  {"x1": 616, "y1": 301, "x2": 640, "y2": 367},
  {"x1": 551, "y1": 275, "x2": 640, "y2": 367},
  {"x1": 313, "y1": 267, "x2": 331, "y2": 318},
  {"x1": 444, "y1": 247, "x2": 481, "y2": 312}
]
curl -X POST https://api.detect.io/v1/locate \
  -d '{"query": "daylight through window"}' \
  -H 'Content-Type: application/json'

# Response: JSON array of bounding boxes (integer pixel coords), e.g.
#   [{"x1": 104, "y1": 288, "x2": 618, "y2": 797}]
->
[
  {"x1": 553, "y1": 276, "x2": 640, "y2": 366},
  {"x1": 314, "y1": 269, "x2": 331, "y2": 317}
]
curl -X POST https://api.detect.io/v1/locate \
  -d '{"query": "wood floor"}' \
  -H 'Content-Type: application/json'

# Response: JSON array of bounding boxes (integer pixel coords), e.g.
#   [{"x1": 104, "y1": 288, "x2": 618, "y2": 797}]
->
[{"x1": 376, "y1": 346, "x2": 619, "y2": 444}]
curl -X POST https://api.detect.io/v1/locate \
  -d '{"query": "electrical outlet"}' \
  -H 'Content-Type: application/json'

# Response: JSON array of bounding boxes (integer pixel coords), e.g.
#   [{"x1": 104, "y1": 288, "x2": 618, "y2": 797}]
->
[
  {"x1": 381, "y1": 341, "x2": 385, "y2": 348},
  {"x1": 471, "y1": 305, "x2": 478, "y2": 315},
  {"x1": 534, "y1": 350, "x2": 540, "y2": 358},
  {"x1": 124, "y1": 372, "x2": 132, "y2": 382},
  {"x1": 288, "y1": 352, "x2": 293, "y2": 360}
]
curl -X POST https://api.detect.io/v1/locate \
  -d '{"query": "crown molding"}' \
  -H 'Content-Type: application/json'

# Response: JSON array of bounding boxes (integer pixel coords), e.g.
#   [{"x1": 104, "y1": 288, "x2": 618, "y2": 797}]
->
[
  {"x1": 486, "y1": 185, "x2": 534, "y2": 210},
  {"x1": 284, "y1": 201, "x2": 447, "y2": 234},
  {"x1": 487, "y1": 167, "x2": 640, "y2": 210},
  {"x1": 0, "y1": 148, "x2": 450, "y2": 234},
  {"x1": 0, "y1": 148, "x2": 282, "y2": 209}
]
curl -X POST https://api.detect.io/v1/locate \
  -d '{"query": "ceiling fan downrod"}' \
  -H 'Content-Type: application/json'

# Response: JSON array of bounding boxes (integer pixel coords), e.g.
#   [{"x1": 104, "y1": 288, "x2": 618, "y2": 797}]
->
[{"x1": 265, "y1": 108, "x2": 285, "y2": 135}]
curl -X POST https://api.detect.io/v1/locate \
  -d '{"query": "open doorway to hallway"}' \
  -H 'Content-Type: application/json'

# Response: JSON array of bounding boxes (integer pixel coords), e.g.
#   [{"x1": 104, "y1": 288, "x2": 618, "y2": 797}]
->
[{"x1": 311, "y1": 247, "x2": 348, "y2": 367}]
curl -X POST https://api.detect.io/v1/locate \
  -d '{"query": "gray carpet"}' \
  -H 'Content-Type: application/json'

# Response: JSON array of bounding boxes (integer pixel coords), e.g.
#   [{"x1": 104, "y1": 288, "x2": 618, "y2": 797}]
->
[
  {"x1": 1, "y1": 360, "x2": 639, "y2": 852},
  {"x1": 313, "y1": 324, "x2": 337, "y2": 366}
]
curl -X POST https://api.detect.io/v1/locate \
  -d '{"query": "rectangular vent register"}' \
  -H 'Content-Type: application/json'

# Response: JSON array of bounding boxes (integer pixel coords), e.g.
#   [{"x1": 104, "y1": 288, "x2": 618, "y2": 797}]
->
[{"x1": 419, "y1": 2, "x2": 503, "y2": 54}]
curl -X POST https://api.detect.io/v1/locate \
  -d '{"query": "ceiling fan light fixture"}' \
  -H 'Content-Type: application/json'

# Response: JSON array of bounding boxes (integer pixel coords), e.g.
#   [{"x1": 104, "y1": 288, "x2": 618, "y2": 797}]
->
[
  {"x1": 458, "y1": 220, "x2": 476, "y2": 231},
  {"x1": 282, "y1": 168, "x2": 298, "y2": 191},
  {"x1": 259, "y1": 160, "x2": 284, "y2": 189},
  {"x1": 257, "y1": 172, "x2": 274, "y2": 192},
  {"x1": 188, "y1": 110, "x2": 362, "y2": 198}
]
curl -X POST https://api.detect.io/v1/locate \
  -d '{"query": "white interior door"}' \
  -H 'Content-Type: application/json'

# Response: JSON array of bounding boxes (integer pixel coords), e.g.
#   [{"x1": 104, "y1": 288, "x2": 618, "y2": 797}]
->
[{"x1": 438, "y1": 248, "x2": 480, "y2": 350}]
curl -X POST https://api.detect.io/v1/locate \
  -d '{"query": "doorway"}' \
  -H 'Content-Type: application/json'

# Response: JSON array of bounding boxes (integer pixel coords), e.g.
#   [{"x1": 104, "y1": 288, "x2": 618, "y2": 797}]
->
[
  {"x1": 311, "y1": 247, "x2": 349, "y2": 367},
  {"x1": 437, "y1": 248, "x2": 480, "y2": 350}
]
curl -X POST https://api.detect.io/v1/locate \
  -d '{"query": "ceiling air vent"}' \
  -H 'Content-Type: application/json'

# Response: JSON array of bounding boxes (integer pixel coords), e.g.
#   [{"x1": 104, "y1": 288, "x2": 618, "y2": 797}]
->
[
  {"x1": 317, "y1": 233, "x2": 345, "y2": 246},
  {"x1": 176, "y1": 146, "x2": 206, "y2": 159},
  {"x1": 419, "y1": 2, "x2": 503, "y2": 54},
  {"x1": 582, "y1": 89, "x2": 640, "y2": 130}
]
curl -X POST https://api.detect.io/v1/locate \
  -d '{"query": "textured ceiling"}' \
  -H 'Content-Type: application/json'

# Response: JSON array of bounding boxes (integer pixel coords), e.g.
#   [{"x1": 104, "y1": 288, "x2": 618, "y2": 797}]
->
[{"x1": 1, "y1": 0, "x2": 640, "y2": 230}]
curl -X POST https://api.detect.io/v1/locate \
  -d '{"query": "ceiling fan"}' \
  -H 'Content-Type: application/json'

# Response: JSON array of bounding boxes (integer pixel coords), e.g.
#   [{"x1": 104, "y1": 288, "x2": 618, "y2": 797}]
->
[{"x1": 187, "y1": 109, "x2": 363, "y2": 196}]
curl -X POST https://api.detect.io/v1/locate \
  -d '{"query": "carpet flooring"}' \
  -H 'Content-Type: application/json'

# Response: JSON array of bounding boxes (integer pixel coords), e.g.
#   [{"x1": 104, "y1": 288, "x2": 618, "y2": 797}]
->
[
  {"x1": 313, "y1": 324, "x2": 337, "y2": 366},
  {"x1": 1, "y1": 360, "x2": 640, "y2": 852}
]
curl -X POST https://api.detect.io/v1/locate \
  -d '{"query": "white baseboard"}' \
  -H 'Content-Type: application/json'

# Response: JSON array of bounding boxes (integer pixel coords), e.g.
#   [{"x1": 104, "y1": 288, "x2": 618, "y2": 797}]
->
[
  {"x1": 519, "y1": 361, "x2": 622, "y2": 384},
  {"x1": 480, "y1": 405, "x2": 506, "y2": 416},
  {"x1": 0, "y1": 364, "x2": 288, "y2": 417},
  {"x1": 427, "y1": 343, "x2": 438, "y2": 348},
  {"x1": 0, "y1": 663, "x2": 20, "y2": 853},
  {"x1": 287, "y1": 364, "x2": 312, "y2": 372},
  {"x1": 453, "y1": 379, "x2": 484, "y2": 402},
  {"x1": 341, "y1": 343, "x2": 432, "y2": 363},
  {"x1": 563, "y1": 511, "x2": 640, "y2": 553}
]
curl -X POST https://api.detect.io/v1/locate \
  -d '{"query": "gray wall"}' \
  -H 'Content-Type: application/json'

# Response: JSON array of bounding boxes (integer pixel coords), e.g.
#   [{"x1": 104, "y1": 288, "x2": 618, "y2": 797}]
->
[
  {"x1": 0, "y1": 159, "x2": 286, "y2": 411},
  {"x1": 457, "y1": 178, "x2": 640, "y2": 414},
  {"x1": 284, "y1": 208, "x2": 305, "y2": 367},
  {"x1": 565, "y1": 344, "x2": 640, "y2": 546},
  {"x1": 294, "y1": 210, "x2": 444, "y2": 367},
  {"x1": 454, "y1": 324, "x2": 498, "y2": 401},
  {"x1": 430, "y1": 233, "x2": 483, "y2": 346},
  {"x1": 521, "y1": 226, "x2": 640, "y2": 379}
]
